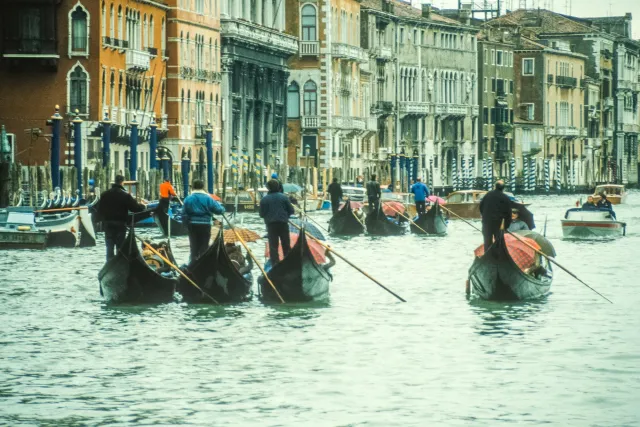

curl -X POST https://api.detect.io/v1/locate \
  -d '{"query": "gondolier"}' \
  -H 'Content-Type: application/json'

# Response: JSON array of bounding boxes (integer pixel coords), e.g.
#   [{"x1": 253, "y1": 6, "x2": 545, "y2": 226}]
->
[
  {"x1": 260, "y1": 179, "x2": 295, "y2": 266},
  {"x1": 158, "y1": 178, "x2": 178, "y2": 214},
  {"x1": 327, "y1": 178, "x2": 343, "y2": 214},
  {"x1": 182, "y1": 179, "x2": 225, "y2": 262},
  {"x1": 479, "y1": 180, "x2": 512, "y2": 251},
  {"x1": 366, "y1": 174, "x2": 381, "y2": 218},
  {"x1": 271, "y1": 173, "x2": 284, "y2": 193},
  {"x1": 410, "y1": 177, "x2": 430, "y2": 215},
  {"x1": 97, "y1": 175, "x2": 146, "y2": 261}
]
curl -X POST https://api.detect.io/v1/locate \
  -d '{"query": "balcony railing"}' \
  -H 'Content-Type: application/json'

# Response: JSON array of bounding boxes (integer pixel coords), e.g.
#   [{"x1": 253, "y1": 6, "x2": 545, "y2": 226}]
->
[
  {"x1": 332, "y1": 43, "x2": 367, "y2": 63},
  {"x1": 522, "y1": 140, "x2": 542, "y2": 154},
  {"x1": 161, "y1": 114, "x2": 168, "y2": 129},
  {"x1": 435, "y1": 104, "x2": 468, "y2": 116},
  {"x1": 470, "y1": 105, "x2": 479, "y2": 116},
  {"x1": 126, "y1": 49, "x2": 150, "y2": 71},
  {"x1": 371, "y1": 101, "x2": 393, "y2": 115},
  {"x1": 580, "y1": 128, "x2": 587, "y2": 137},
  {"x1": 300, "y1": 41, "x2": 319, "y2": 56},
  {"x1": 122, "y1": 40, "x2": 129, "y2": 49},
  {"x1": 399, "y1": 101, "x2": 429, "y2": 115},
  {"x1": 555, "y1": 75, "x2": 577, "y2": 88},
  {"x1": 372, "y1": 45, "x2": 392, "y2": 60},
  {"x1": 302, "y1": 116, "x2": 320, "y2": 128},
  {"x1": 102, "y1": 36, "x2": 111, "y2": 46},
  {"x1": 556, "y1": 126, "x2": 579, "y2": 136},
  {"x1": 112, "y1": 38, "x2": 121, "y2": 48},
  {"x1": 2, "y1": 38, "x2": 58, "y2": 57}
]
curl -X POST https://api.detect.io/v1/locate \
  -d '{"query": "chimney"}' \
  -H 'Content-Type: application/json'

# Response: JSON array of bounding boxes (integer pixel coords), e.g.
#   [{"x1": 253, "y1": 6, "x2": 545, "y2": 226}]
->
[
  {"x1": 422, "y1": 3, "x2": 432, "y2": 18},
  {"x1": 460, "y1": 9, "x2": 471, "y2": 25}
]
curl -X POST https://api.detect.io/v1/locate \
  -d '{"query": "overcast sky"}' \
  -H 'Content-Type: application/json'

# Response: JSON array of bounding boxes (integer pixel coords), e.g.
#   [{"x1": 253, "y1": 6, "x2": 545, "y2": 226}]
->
[{"x1": 429, "y1": 0, "x2": 640, "y2": 38}]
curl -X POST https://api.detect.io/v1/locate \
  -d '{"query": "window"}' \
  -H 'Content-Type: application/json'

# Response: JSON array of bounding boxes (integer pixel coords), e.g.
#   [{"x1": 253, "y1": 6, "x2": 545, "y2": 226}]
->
[
  {"x1": 109, "y1": 4, "x2": 114, "y2": 40},
  {"x1": 483, "y1": 77, "x2": 487, "y2": 92},
  {"x1": 70, "y1": 5, "x2": 89, "y2": 54},
  {"x1": 484, "y1": 48, "x2": 488, "y2": 64},
  {"x1": 303, "y1": 80, "x2": 317, "y2": 115},
  {"x1": 149, "y1": 15, "x2": 154, "y2": 48},
  {"x1": 523, "y1": 58, "x2": 534, "y2": 75},
  {"x1": 420, "y1": 30, "x2": 425, "y2": 45},
  {"x1": 287, "y1": 82, "x2": 300, "y2": 117},
  {"x1": 491, "y1": 49, "x2": 495, "y2": 65},
  {"x1": 400, "y1": 28, "x2": 405, "y2": 44},
  {"x1": 161, "y1": 18, "x2": 166, "y2": 52},
  {"x1": 496, "y1": 50, "x2": 503, "y2": 66},
  {"x1": 118, "y1": 6, "x2": 123, "y2": 41},
  {"x1": 68, "y1": 64, "x2": 89, "y2": 114},
  {"x1": 510, "y1": 80, "x2": 514, "y2": 94},
  {"x1": 491, "y1": 78, "x2": 496, "y2": 92},
  {"x1": 301, "y1": 5, "x2": 316, "y2": 41},
  {"x1": 483, "y1": 107, "x2": 488, "y2": 124}
]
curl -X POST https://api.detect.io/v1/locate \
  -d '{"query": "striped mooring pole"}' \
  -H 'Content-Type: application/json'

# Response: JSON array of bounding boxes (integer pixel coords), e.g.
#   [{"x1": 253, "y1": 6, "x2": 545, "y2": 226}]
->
[
  {"x1": 555, "y1": 157, "x2": 562, "y2": 192},
  {"x1": 469, "y1": 156, "x2": 475, "y2": 189},
  {"x1": 460, "y1": 157, "x2": 466, "y2": 189},
  {"x1": 509, "y1": 157, "x2": 516, "y2": 193},
  {"x1": 452, "y1": 154, "x2": 458, "y2": 191},
  {"x1": 544, "y1": 158, "x2": 550, "y2": 193},
  {"x1": 529, "y1": 158, "x2": 536, "y2": 193},
  {"x1": 523, "y1": 156, "x2": 529, "y2": 192},
  {"x1": 482, "y1": 157, "x2": 488, "y2": 189}
]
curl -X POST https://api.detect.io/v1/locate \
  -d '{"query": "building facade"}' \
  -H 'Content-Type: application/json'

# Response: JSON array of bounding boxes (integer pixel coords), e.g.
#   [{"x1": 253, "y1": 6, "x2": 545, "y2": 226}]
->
[{"x1": 0, "y1": 0, "x2": 169, "y2": 179}]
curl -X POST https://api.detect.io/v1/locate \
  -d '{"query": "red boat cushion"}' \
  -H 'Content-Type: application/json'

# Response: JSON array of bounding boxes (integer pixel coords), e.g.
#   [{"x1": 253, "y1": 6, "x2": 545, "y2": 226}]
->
[
  {"x1": 265, "y1": 233, "x2": 327, "y2": 264},
  {"x1": 474, "y1": 234, "x2": 541, "y2": 271}
]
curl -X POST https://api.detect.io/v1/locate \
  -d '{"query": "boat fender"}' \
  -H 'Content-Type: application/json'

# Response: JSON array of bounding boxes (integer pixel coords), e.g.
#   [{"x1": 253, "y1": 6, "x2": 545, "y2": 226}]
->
[{"x1": 17, "y1": 225, "x2": 31, "y2": 231}]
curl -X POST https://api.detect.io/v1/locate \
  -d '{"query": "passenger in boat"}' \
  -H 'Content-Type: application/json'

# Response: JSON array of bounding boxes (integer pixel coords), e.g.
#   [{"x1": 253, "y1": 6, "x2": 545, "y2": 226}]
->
[
  {"x1": 141, "y1": 241, "x2": 172, "y2": 273},
  {"x1": 410, "y1": 177, "x2": 430, "y2": 216},
  {"x1": 597, "y1": 193, "x2": 613, "y2": 210},
  {"x1": 98, "y1": 175, "x2": 147, "y2": 261},
  {"x1": 582, "y1": 195, "x2": 597, "y2": 210},
  {"x1": 183, "y1": 179, "x2": 226, "y2": 263},
  {"x1": 158, "y1": 178, "x2": 178, "y2": 215},
  {"x1": 260, "y1": 179, "x2": 295, "y2": 266},
  {"x1": 271, "y1": 173, "x2": 284, "y2": 193},
  {"x1": 479, "y1": 180, "x2": 512, "y2": 251},
  {"x1": 366, "y1": 174, "x2": 382, "y2": 218},
  {"x1": 327, "y1": 178, "x2": 343, "y2": 214},
  {"x1": 225, "y1": 242, "x2": 253, "y2": 276},
  {"x1": 507, "y1": 208, "x2": 530, "y2": 232}
]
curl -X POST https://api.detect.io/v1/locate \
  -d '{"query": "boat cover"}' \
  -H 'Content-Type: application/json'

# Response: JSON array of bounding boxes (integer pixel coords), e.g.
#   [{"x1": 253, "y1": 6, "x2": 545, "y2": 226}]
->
[{"x1": 474, "y1": 234, "x2": 541, "y2": 271}]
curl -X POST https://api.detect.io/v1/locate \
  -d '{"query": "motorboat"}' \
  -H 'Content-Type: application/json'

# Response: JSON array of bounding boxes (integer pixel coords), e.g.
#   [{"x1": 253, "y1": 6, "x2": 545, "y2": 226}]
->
[
  {"x1": 592, "y1": 184, "x2": 627, "y2": 205},
  {"x1": 561, "y1": 207, "x2": 626, "y2": 239}
]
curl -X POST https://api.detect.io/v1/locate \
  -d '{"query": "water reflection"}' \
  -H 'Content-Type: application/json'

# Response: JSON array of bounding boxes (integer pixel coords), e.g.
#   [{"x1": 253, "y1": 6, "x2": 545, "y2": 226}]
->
[{"x1": 468, "y1": 297, "x2": 548, "y2": 337}]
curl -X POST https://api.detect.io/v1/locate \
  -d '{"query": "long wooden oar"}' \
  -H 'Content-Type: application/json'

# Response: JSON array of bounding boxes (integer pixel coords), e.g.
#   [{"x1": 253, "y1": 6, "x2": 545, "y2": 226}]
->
[
  {"x1": 222, "y1": 214, "x2": 285, "y2": 303},
  {"x1": 35, "y1": 206, "x2": 88, "y2": 213},
  {"x1": 382, "y1": 201, "x2": 428, "y2": 234},
  {"x1": 351, "y1": 210, "x2": 366, "y2": 227},
  {"x1": 293, "y1": 205, "x2": 329, "y2": 234},
  {"x1": 438, "y1": 204, "x2": 613, "y2": 304},
  {"x1": 288, "y1": 220, "x2": 406, "y2": 302},
  {"x1": 132, "y1": 233, "x2": 219, "y2": 304}
]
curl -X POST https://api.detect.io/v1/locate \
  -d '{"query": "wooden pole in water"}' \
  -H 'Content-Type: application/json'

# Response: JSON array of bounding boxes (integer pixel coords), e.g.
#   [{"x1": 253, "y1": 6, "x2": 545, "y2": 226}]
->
[
  {"x1": 222, "y1": 214, "x2": 285, "y2": 303},
  {"x1": 288, "y1": 220, "x2": 406, "y2": 302}
]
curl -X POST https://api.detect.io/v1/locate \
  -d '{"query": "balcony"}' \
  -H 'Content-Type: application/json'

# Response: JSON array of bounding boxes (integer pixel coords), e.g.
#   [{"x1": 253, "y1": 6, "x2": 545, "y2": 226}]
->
[
  {"x1": 495, "y1": 122, "x2": 514, "y2": 136},
  {"x1": 435, "y1": 104, "x2": 468, "y2": 116},
  {"x1": 122, "y1": 40, "x2": 129, "y2": 49},
  {"x1": 126, "y1": 49, "x2": 150, "y2": 71},
  {"x1": 587, "y1": 138, "x2": 602, "y2": 148},
  {"x1": 112, "y1": 38, "x2": 121, "y2": 48},
  {"x1": 556, "y1": 126, "x2": 579, "y2": 137},
  {"x1": 555, "y1": 75, "x2": 577, "y2": 88},
  {"x1": 110, "y1": 106, "x2": 119, "y2": 123},
  {"x1": 470, "y1": 105, "x2": 479, "y2": 116},
  {"x1": 196, "y1": 68, "x2": 208, "y2": 81},
  {"x1": 302, "y1": 116, "x2": 320, "y2": 128},
  {"x1": 2, "y1": 38, "x2": 59, "y2": 59},
  {"x1": 118, "y1": 108, "x2": 127, "y2": 125},
  {"x1": 161, "y1": 114, "x2": 168, "y2": 130},
  {"x1": 580, "y1": 128, "x2": 587, "y2": 137},
  {"x1": 604, "y1": 128, "x2": 614, "y2": 138},
  {"x1": 522, "y1": 139, "x2": 543, "y2": 154},
  {"x1": 399, "y1": 101, "x2": 429, "y2": 115},
  {"x1": 366, "y1": 117, "x2": 378, "y2": 131},
  {"x1": 371, "y1": 101, "x2": 394, "y2": 115},
  {"x1": 603, "y1": 97, "x2": 614, "y2": 109},
  {"x1": 221, "y1": 18, "x2": 298, "y2": 55},
  {"x1": 333, "y1": 116, "x2": 366, "y2": 130},
  {"x1": 102, "y1": 36, "x2": 112, "y2": 47},
  {"x1": 332, "y1": 43, "x2": 367, "y2": 63},
  {"x1": 372, "y1": 45, "x2": 393, "y2": 60},
  {"x1": 300, "y1": 41, "x2": 319, "y2": 56}
]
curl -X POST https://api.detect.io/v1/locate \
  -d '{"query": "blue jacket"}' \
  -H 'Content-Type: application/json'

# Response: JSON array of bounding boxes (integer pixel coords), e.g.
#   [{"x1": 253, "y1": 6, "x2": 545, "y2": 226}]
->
[
  {"x1": 260, "y1": 191, "x2": 294, "y2": 224},
  {"x1": 410, "y1": 182, "x2": 430, "y2": 202},
  {"x1": 183, "y1": 191, "x2": 225, "y2": 225}
]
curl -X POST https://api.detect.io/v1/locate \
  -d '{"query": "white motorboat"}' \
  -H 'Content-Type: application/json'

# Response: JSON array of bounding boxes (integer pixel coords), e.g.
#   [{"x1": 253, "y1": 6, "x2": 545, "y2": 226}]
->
[{"x1": 561, "y1": 208, "x2": 626, "y2": 239}]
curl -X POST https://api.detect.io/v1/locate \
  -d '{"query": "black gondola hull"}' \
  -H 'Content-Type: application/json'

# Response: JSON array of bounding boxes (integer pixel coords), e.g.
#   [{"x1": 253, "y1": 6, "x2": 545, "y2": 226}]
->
[
  {"x1": 329, "y1": 201, "x2": 365, "y2": 236},
  {"x1": 468, "y1": 239, "x2": 552, "y2": 301},
  {"x1": 178, "y1": 231, "x2": 253, "y2": 303},
  {"x1": 98, "y1": 231, "x2": 178, "y2": 304},
  {"x1": 258, "y1": 231, "x2": 331, "y2": 303},
  {"x1": 153, "y1": 210, "x2": 189, "y2": 237},
  {"x1": 365, "y1": 212, "x2": 406, "y2": 236},
  {"x1": 410, "y1": 202, "x2": 447, "y2": 235}
]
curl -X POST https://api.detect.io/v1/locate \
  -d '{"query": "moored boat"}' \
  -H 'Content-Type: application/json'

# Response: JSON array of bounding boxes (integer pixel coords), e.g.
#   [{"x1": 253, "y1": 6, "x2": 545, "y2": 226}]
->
[
  {"x1": 328, "y1": 200, "x2": 365, "y2": 236},
  {"x1": 98, "y1": 230, "x2": 178, "y2": 304},
  {"x1": 592, "y1": 184, "x2": 627, "y2": 205},
  {"x1": 445, "y1": 190, "x2": 487, "y2": 219},
  {"x1": 0, "y1": 208, "x2": 49, "y2": 250},
  {"x1": 468, "y1": 233, "x2": 552, "y2": 301},
  {"x1": 34, "y1": 207, "x2": 96, "y2": 247},
  {"x1": 258, "y1": 229, "x2": 332, "y2": 303},
  {"x1": 410, "y1": 201, "x2": 447, "y2": 235},
  {"x1": 179, "y1": 228, "x2": 253, "y2": 303},
  {"x1": 561, "y1": 207, "x2": 626, "y2": 239}
]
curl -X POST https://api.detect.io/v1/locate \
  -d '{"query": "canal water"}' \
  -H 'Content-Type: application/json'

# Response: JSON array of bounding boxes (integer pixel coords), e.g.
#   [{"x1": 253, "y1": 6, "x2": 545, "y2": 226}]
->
[{"x1": 1, "y1": 192, "x2": 639, "y2": 426}]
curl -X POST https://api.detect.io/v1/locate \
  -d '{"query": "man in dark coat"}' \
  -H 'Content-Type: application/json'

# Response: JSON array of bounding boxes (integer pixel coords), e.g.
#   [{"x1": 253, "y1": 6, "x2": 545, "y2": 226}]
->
[
  {"x1": 366, "y1": 174, "x2": 381, "y2": 218},
  {"x1": 97, "y1": 175, "x2": 146, "y2": 261},
  {"x1": 271, "y1": 173, "x2": 284, "y2": 193},
  {"x1": 479, "y1": 180, "x2": 512, "y2": 251},
  {"x1": 327, "y1": 178, "x2": 343, "y2": 214},
  {"x1": 260, "y1": 179, "x2": 295, "y2": 267},
  {"x1": 597, "y1": 193, "x2": 613, "y2": 210}
]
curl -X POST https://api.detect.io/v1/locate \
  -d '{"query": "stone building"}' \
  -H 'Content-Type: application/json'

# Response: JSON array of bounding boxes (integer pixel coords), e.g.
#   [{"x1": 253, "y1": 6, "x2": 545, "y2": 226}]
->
[
  {"x1": 0, "y1": 0, "x2": 169, "y2": 178},
  {"x1": 285, "y1": 0, "x2": 374, "y2": 184},
  {"x1": 220, "y1": 0, "x2": 298, "y2": 186},
  {"x1": 163, "y1": 0, "x2": 222, "y2": 186}
]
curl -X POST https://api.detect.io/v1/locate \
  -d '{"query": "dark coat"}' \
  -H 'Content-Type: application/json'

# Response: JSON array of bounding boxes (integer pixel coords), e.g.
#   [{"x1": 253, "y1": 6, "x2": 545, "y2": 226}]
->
[
  {"x1": 327, "y1": 182, "x2": 343, "y2": 201},
  {"x1": 597, "y1": 199, "x2": 612, "y2": 210},
  {"x1": 366, "y1": 180, "x2": 381, "y2": 200},
  {"x1": 97, "y1": 184, "x2": 146, "y2": 224},
  {"x1": 479, "y1": 189, "x2": 512, "y2": 229},
  {"x1": 260, "y1": 191, "x2": 295, "y2": 224}
]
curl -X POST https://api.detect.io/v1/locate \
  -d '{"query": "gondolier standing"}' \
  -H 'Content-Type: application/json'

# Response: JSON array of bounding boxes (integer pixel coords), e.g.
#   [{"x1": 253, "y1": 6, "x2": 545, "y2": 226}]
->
[
  {"x1": 479, "y1": 179, "x2": 512, "y2": 251},
  {"x1": 327, "y1": 178, "x2": 343, "y2": 214},
  {"x1": 97, "y1": 175, "x2": 146, "y2": 261},
  {"x1": 271, "y1": 173, "x2": 284, "y2": 193},
  {"x1": 183, "y1": 179, "x2": 225, "y2": 262},
  {"x1": 158, "y1": 178, "x2": 178, "y2": 214},
  {"x1": 410, "y1": 177, "x2": 430, "y2": 215},
  {"x1": 366, "y1": 174, "x2": 381, "y2": 218},
  {"x1": 260, "y1": 179, "x2": 295, "y2": 266}
]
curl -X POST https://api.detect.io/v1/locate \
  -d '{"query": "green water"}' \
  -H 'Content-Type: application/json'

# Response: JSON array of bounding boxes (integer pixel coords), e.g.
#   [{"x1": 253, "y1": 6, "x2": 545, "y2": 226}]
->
[{"x1": 1, "y1": 193, "x2": 639, "y2": 426}]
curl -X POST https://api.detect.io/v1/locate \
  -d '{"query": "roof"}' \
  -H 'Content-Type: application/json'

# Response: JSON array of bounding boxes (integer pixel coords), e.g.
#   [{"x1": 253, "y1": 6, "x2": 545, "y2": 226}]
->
[
  {"x1": 361, "y1": 0, "x2": 465, "y2": 27},
  {"x1": 487, "y1": 9, "x2": 601, "y2": 35}
]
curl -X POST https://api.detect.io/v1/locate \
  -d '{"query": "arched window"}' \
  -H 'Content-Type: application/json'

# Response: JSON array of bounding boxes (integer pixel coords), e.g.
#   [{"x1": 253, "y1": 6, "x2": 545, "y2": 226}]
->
[
  {"x1": 68, "y1": 64, "x2": 89, "y2": 114},
  {"x1": 303, "y1": 80, "x2": 317, "y2": 115},
  {"x1": 287, "y1": 82, "x2": 300, "y2": 118},
  {"x1": 110, "y1": 70, "x2": 115, "y2": 108},
  {"x1": 149, "y1": 15, "x2": 154, "y2": 48},
  {"x1": 101, "y1": 3, "x2": 106, "y2": 37},
  {"x1": 118, "y1": 6, "x2": 123, "y2": 41},
  {"x1": 71, "y1": 5, "x2": 89, "y2": 54},
  {"x1": 110, "y1": 4, "x2": 114, "y2": 40},
  {"x1": 181, "y1": 89, "x2": 185, "y2": 125},
  {"x1": 143, "y1": 14, "x2": 147, "y2": 48},
  {"x1": 301, "y1": 5, "x2": 317, "y2": 41},
  {"x1": 214, "y1": 39, "x2": 218, "y2": 71}
]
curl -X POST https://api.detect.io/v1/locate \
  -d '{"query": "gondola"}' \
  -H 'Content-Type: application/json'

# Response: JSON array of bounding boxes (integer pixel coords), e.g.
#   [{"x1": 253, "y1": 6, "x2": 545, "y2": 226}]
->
[
  {"x1": 258, "y1": 229, "x2": 332, "y2": 303},
  {"x1": 98, "y1": 229, "x2": 178, "y2": 304},
  {"x1": 410, "y1": 201, "x2": 447, "y2": 235},
  {"x1": 328, "y1": 200, "x2": 365, "y2": 236},
  {"x1": 468, "y1": 233, "x2": 552, "y2": 301},
  {"x1": 365, "y1": 208, "x2": 406, "y2": 236},
  {"x1": 178, "y1": 228, "x2": 253, "y2": 303},
  {"x1": 153, "y1": 203, "x2": 189, "y2": 236}
]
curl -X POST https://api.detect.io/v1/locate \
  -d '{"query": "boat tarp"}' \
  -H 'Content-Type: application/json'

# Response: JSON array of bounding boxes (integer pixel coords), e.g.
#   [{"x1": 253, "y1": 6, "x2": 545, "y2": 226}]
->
[{"x1": 474, "y1": 234, "x2": 541, "y2": 271}]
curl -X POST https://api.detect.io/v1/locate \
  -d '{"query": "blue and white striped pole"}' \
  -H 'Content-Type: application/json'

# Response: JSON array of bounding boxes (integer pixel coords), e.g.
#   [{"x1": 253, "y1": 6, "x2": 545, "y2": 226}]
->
[
  {"x1": 486, "y1": 158, "x2": 493, "y2": 190},
  {"x1": 429, "y1": 157, "x2": 433, "y2": 187},
  {"x1": 469, "y1": 156, "x2": 475, "y2": 189},
  {"x1": 544, "y1": 158, "x2": 550, "y2": 193},
  {"x1": 572, "y1": 160, "x2": 576, "y2": 192},
  {"x1": 461, "y1": 157, "x2": 466, "y2": 189},
  {"x1": 452, "y1": 155, "x2": 458, "y2": 191},
  {"x1": 556, "y1": 157, "x2": 562, "y2": 193},
  {"x1": 529, "y1": 158, "x2": 536, "y2": 193},
  {"x1": 510, "y1": 157, "x2": 516, "y2": 193},
  {"x1": 523, "y1": 157, "x2": 529, "y2": 192},
  {"x1": 482, "y1": 157, "x2": 488, "y2": 189}
]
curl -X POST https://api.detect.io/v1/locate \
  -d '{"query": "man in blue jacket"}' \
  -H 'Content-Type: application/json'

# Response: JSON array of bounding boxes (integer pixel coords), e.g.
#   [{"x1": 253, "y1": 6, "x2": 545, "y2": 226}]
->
[
  {"x1": 183, "y1": 179, "x2": 225, "y2": 262},
  {"x1": 260, "y1": 178, "x2": 295, "y2": 266},
  {"x1": 410, "y1": 177, "x2": 430, "y2": 215}
]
